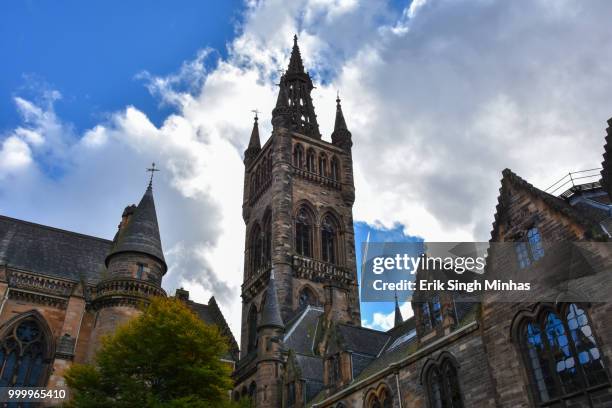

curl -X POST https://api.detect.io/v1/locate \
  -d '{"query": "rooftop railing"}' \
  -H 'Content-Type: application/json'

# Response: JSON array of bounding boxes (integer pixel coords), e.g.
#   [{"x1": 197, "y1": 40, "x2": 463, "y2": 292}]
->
[{"x1": 544, "y1": 168, "x2": 602, "y2": 198}]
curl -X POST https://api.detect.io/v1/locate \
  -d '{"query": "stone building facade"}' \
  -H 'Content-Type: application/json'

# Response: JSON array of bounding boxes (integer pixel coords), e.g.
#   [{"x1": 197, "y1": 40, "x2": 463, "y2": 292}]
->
[
  {"x1": 233, "y1": 37, "x2": 612, "y2": 408},
  {"x1": 0, "y1": 181, "x2": 238, "y2": 394}
]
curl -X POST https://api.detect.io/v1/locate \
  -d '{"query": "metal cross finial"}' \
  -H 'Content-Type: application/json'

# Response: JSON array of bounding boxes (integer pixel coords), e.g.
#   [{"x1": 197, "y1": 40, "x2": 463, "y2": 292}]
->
[
  {"x1": 251, "y1": 109, "x2": 259, "y2": 121},
  {"x1": 146, "y1": 162, "x2": 160, "y2": 188}
]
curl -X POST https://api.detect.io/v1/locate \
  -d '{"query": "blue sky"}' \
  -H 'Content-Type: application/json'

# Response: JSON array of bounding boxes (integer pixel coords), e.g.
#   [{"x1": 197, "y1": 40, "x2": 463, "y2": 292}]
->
[
  {"x1": 2, "y1": 0, "x2": 612, "y2": 335},
  {"x1": 0, "y1": 1, "x2": 242, "y2": 131}
]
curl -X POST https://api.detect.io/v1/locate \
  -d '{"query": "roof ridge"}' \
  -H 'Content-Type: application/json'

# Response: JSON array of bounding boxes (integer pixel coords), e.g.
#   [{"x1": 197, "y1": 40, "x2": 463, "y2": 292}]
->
[
  {"x1": 0, "y1": 215, "x2": 112, "y2": 244},
  {"x1": 490, "y1": 168, "x2": 604, "y2": 241}
]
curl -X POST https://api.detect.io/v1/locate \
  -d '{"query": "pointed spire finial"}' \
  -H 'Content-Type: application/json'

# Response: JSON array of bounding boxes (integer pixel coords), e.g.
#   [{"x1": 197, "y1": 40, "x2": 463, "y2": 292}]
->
[
  {"x1": 146, "y1": 162, "x2": 160, "y2": 189},
  {"x1": 394, "y1": 291, "x2": 403, "y2": 328},
  {"x1": 245, "y1": 110, "x2": 261, "y2": 165},
  {"x1": 294, "y1": 34, "x2": 298, "y2": 45}
]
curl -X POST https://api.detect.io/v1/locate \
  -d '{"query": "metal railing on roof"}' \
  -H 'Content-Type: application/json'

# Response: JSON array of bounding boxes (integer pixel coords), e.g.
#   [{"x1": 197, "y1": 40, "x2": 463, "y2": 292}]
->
[{"x1": 544, "y1": 168, "x2": 602, "y2": 198}]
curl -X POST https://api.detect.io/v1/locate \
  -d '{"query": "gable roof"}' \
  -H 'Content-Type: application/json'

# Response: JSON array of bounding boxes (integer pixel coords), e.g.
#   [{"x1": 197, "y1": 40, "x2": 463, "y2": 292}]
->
[
  {"x1": 0, "y1": 215, "x2": 111, "y2": 284},
  {"x1": 185, "y1": 296, "x2": 239, "y2": 362},
  {"x1": 335, "y1": 324, "x2": 390, "y2": 357},
  {"x1": 490, "y1": 168, "x2": 605, "y2": 241}
]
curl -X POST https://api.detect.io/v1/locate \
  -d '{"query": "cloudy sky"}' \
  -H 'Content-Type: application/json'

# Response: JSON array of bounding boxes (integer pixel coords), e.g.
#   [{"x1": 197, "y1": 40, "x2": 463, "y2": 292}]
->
[{"x1": 1, "y1": 0, "x2": 612, "y2": 336}]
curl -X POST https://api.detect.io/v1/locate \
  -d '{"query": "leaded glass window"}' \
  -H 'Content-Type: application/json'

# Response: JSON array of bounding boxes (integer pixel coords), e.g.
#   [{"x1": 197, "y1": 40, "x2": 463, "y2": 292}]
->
[
  {"x1": 520, "y1": 304, "x2": 609, "y2": 405},
  {"x1": 0, "y1": 317, "x2": 50, "y2": 388},
  {"x1": 321, "y1": 216, "x2": 337, "y2": 264},
  {"x1": 295, "y1": 208, "x2": 312, "y2": 257}
]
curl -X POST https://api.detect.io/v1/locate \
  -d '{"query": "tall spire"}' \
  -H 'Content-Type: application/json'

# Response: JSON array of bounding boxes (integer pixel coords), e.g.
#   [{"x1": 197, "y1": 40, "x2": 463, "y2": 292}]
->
[
  {"x1": 244, "y1": 112, "x2": 261, "y2": 166},
  {"x1": 331, "y1": 94, "x2": 352, "y2": 151},
  {"x1": 287, "y1": 34, "x2": 305, "y2": 74},
  {"x1": 271, "y1": 35, "x2": 321, "y2": 139},
  {"x1": 106, "y1": 182, "x2": 166, "y2": 271},
  {"x1": 258, "y1": 269, "x2": 284, "y2": 331},
  {"x1": 394, "y1": 292, "x2": 403, "y2": 328}
]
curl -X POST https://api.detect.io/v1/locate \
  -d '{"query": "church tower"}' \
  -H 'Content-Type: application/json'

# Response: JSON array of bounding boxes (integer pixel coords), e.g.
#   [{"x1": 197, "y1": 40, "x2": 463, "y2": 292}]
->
[{"x1": 234, "y1": 36, "x2": 360, "y2": 405}]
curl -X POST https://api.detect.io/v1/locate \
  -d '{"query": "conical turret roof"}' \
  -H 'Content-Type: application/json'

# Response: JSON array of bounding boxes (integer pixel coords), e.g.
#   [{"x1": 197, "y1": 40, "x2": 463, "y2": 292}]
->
[
  {"x1": 106, "y1": 185, "x2": 166, "y2": 271},
  {"x1": 247, "y1": 114, "x2": 261, "y2": 150},
  {"x1": 394, "y1": 292, "x2": 403, "y2": 328},
  {"x1": 258, "y1": 269, "x2": 284, "y2": 331}
]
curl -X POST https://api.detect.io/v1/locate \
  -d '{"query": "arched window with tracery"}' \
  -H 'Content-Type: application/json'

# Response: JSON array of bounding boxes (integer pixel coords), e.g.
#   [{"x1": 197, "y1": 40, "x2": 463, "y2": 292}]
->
[
  {"x1": 321, "y1": 214, "x2": 339, "y2": 264},
  {"x1": 298, "y1": 287, "x2": 318, "y2": 309},
  {"x1": 295, "y1": 207, "x2": 313, "y2": 258},
  {"x1": 306, "y1": 149, "x2": 316, "y2": 173},
  {"x1": 248, "y1": 381, "x2": 257, "y2": 407},
  {"x1": 365, "y1": 385, "x2": 393, "y2": 408},
  {"x1": 0, "y1": 313, "x2": 52, "y2": 388},
  {"x1": 247, "y1": 306, "x2": 258, "y2": 353},
  {"x1": 250, "y1": 224, "x2": 263, "y2": 275},
  {"x1": 518, "y1": 304, "x2": 608, "y2": 405},
  {"x1": 293, "y1": 144, "x2": 304, "y2": 168},
  {"x1": 330, "y1": 156, "x2": 340, "y2": 181},
  {"x1": 319, "y1": 154, "x2": 327, "y2": 177},
  {"x1": 424, "y1": 356, "x2": 464, "y2": 408},
  {"x1": 419, "y1": 294, "x2": 443, "y2": 332}
]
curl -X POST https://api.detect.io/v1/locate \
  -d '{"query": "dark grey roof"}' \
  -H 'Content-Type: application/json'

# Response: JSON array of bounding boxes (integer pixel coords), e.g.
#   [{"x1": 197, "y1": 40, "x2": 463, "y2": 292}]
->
[
  {"x1": 336, "y1": 324, "x2": 390, "y2": 356},
  {"x1": 106, "y1": 186, "x2": 166, "y2": 270},
  {"x1": 0, "y1": 215, "x2": 111, "y2": 284},
  {"x1": 247, "y1": 116, "x2": 261, "y2": 150},
  {"x1": 295, "y1": 353, "x2": 324, "y2": 380},
  {"x1": 259, "y1": 270, "x2": 284, "y2": 330},
  {"x1": 186, "y1": 296, "x2": 239, "y2": 362},
  {"x1": 334, "y1": 97, "x2": 348, "y2": 132},
  {"x1": 284, "y1": 306, "x2": 324, "y2": 354}
]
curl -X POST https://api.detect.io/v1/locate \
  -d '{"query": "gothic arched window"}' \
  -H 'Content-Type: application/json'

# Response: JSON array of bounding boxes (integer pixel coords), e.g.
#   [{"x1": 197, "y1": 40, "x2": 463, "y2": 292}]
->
[
  {"x1": 306, "y1": 149, "x2": 316, "y2": 173},
  {"x1": 247, "y1": 306, "x2": 258, "y2": 353},
  {"x1": 295, "y1": 207, "x2": 313, "y2": 258},
  {"x1": 425, "y1": 357, "x2": 464, "y2": 408},
  {"x1": 519, "y1": 304, "x2": 608, "y2": 405},
  {"x1": 287, "y1": 381, "x2": 296, "y2": 407},
  {"x1": 321, "y1": 215, "x2": 338, "y2": 264},
  {"x1": 365, "y1": 385, "x2": 393, "y2": 408},
  {"x1": 293, "y1": 144, "x2": 304, "y2": 168},
  {"x1": 330, "y1": 157, "x2": 340, "y2": 181},
  {"x1": 420, "y1": 294, "x2": 443, "y2": 332},
  {"x1": 250, "y1": 224, "x2": 263, "y2": 275},
  {"x1": 319, "y1": 154, "x2": 327, "y2": 177},
  {"x1": 262, "y1": 214, "x2": 272, "y2": 267},
  {"x1": 248, "y1": 381, "x2": 257, "y2": 406},
  {"x1": 298, "y1": 287, "x2": 318, "y2": 309},
  {"x1": 0, "y1": 314, "x2": 52, "y2": 388},
  {"x1": 515, "y1": 226, "x2": 545, "y2": 269}
]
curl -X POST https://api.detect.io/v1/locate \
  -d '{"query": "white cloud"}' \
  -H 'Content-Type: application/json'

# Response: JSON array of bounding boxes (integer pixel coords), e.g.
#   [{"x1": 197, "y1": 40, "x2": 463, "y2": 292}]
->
[
  {"x1": 363, "y1": 302, "x2": 414, "y2": 332},
  {"x1": 3, "y1": 0, "x2": 612, "y2": 343}
]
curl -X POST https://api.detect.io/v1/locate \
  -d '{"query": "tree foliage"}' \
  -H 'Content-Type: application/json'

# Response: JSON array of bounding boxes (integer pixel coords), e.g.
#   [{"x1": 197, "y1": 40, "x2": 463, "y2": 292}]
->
[{"x1": 65, "y1": 297, "x2": 242, "y2": 408}]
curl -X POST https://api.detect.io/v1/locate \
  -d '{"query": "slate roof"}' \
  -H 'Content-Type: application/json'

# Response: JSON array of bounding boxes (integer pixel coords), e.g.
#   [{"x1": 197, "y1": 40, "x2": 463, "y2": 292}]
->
[
  {"x1": 336, "y1": 324, "x2": 390, "y2": 357},
  {"x1": 107, "y1": 185, "x2": 166, "y2": 270},
  {"x1": 0, "y1": 215, "x2": 111, "y2": 284},
  {"x1": 284, "y1": 306, "x2": 324, "y2": 354},
  {"x1": 185, "y1": 296, "x2": 239, "y2": 362}
]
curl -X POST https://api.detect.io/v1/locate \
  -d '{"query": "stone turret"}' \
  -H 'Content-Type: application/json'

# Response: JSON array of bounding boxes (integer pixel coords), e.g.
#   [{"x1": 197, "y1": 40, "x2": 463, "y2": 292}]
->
[
  {"x1": 88, "y1": 181, "x2": 166, "y2": 360},
  {"x1": 256, "y1": 270, "x2": 285, "y2": 407}
]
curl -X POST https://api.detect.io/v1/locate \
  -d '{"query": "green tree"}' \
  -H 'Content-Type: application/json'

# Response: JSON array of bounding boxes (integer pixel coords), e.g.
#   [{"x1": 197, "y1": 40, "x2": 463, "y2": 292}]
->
[{"x1": 65, "y1": 297, "x2": 243, "y2": 408}]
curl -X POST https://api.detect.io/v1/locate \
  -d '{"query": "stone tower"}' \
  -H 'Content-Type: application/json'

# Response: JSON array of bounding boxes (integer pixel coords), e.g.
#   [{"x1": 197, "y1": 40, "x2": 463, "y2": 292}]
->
[
  {"x1": 234, "y1": 36, "x2": 360, "y2": 405},
  {"x1": 88, "y1": 181, "x2": 167, "y2": 358}
]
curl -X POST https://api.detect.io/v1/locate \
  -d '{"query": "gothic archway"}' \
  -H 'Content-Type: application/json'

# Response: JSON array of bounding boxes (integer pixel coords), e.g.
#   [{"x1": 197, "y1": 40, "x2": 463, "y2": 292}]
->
[{"x1": 0, "y1": 311, "x2": 54, "y2": 387}]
